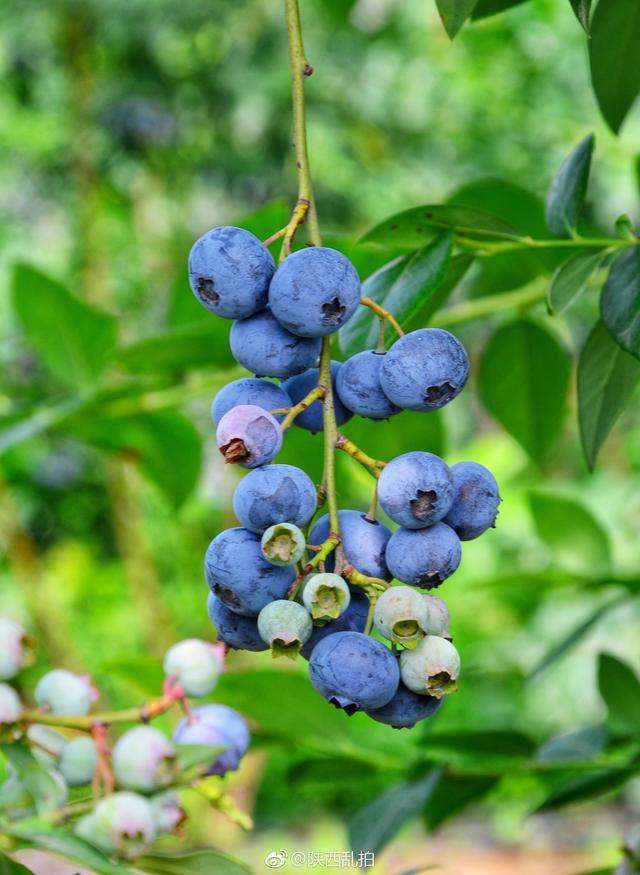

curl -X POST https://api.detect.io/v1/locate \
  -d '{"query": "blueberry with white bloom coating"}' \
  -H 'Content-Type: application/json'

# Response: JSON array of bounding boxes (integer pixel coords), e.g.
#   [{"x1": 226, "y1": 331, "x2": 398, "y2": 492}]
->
[
  {"x1": 163, "y1": 639, "x2": 224, "y2": 698},
  {"x1": 261, "y1": 523, "x2": 306, "y2": 566},
  {"x1": 380, "y1": 328, "x2": 469, "y2": 412},
  {"x1": 0, "y1": 683, "x2": 21, "y2": 725},
  {"x1": 336, "y1": 350, "x2": 400, "y2": 420},
  {"x1": 230, "y1": 307, "x2": 321, "y2": 378},
  {"x1": 59, "y1": 737, "x2": 98, "y2": 786},
  {"x1": 211, "y1": 377, "x2": 291, "y2": 426},
  {"x1": 299, "y1": 591, "x2": 369, "y2": 660},
  {"x1": 188, "y1": 226, "x2": 274, "y2": 319},
  {"x1": 385, "y1": 523, "x2": 461, "y2": 589},
  {"x1": 205, "y1": 528, "x2": 295, "y2": 616},
  {"x1": 378, "y1": 452, "x2": 454, "y2": 529},
  {"x1": 173, "y1": 704, "x2": 250, "y2": 776},
  {"x1": 366, "y1": 681, "x2": 443, "y2": 729},
  {"x1": 0, "y1": 618, "x2": 32, "y2": 681},
  {"x1": 75, "y1": 792, "x2": 156, "y2": 860},
  {"x1": 400, "y1": 635, "x2": 461, "y2": 698},
  {"x1": 308, "y1": 631, "x2": 400, "y2": 714},
  {"x1": 257, "y1": 600, "x2": 313, "y2": 659},
  {"x1": 34, "y1": 670, "x2": 98, "y2": 716},
  {"x1": 112, "y1": 726, "x2": 176, "y2": 793},
  {"x1": 443, "y1": 461, "x2": 501, "y2": 540},
  {"x1": 269, "y1": 246, "x2": 361, "y2": 337},
  {"x1": 233, "y1": 464, "x2": 318, "y2": 534},
  {"x1": 309, "y1": 510, "x2": 392, "y2": 581},
  {"x1": 302, "y1": 573, "x2": 351, "y2": 620},
  {"x1": 216, "y1": 404, "x2": 282, "y2": 468},
  {"x1": 423, "y1": 594, "x2": 451, "y2": 639},
  {"x1": 373, "y1": 586, "x2": 430, "y2": 649},
  {"x1": 207, "y1": 594, "x2": 269, "y2": 652},
  {"x1": 281, "y1": 361, "x2": 352, "y2": 432}
]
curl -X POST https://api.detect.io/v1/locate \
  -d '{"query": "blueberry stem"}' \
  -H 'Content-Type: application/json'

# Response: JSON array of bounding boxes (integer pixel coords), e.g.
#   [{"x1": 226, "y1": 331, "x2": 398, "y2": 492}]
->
[
  {"x1": 286, "y1": 534, "x2": 340, "y2": 599},
  {"x1": 431, "y1": 279, "x2": 547, "y2": 328},
  {"x1": 279, "y1": 384, "x2": 326, "y2": 430},
  {"x1": 456, "y1": 235, "x2": 634, "y2": 254},
  {"x1": 343, "y1": 564, "x2": 391, "y2": 593},
  {"x1": 360, "y1": 296, "x2": 406, "y2": 338},
  {"x1": 335, "y1": 432, "x2": 387, "y2": 478},
  {"x1": 363, "y1": 595, "x2": 378, "y2": 636}
]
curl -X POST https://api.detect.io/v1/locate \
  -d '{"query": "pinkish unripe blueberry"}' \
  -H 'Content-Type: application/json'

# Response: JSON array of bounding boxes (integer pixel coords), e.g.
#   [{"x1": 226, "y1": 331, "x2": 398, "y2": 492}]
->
[
  {"x1": 261, "y1": 523, "x2": 306, "y2": 567},
  {"x1": 163, "y1": 639, "x2": 225, "y2": 698},
  {"x1": 75, "y1": 791, "x2": 156, "y2": 859},
  {"x1": 423, "y1": 594, "x2": 451, "y2": 639},
  {"x1": 34, "y1": 670, "x2": 98, "y2": 716},
  {"x1": 0, "y1": 618, "x2": 33, "y2": 681},
  {"x1": 302, "y1": 573, "x2": 351, "y2": 620},
  {"x1": 374, "y1": 586, "x2": 429, "y2": 649},
  {"x1": 112, "y1": 726, "x2": 176, "y2": 792},
  {"x1": 59, "y1": 736, "x2": 98, "y2": 786},
  {"x1": 257, "y1": 600, "x2": 313, "y2": 659},
  {"x1": 400, "y1": 635, "x2": 461, "y2": 698},
  {"x1": 0, "y1": 683, "x2": 21, "y2": 725},
  {"x1": 216, "y1": 404, "x2": 282, "y2": 468},
  {"x1": 150, "y1": 790, "x2": 186, "y2": 835}
]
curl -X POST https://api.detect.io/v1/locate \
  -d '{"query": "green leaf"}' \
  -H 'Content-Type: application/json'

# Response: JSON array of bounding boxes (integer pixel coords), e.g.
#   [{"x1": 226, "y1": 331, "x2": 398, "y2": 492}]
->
[
  {"x1": 569, "y1": 0, "x2": 592, "y2": 32},
  {"x1": 528, "y1": 491, "x2": 611, "y2": 576},
  {"x1": 9, "y1": 828, "x2": 134, "y2": 875},
  {"x1": 472, "y1": 0, "x2": 528, "y2": 19},
  {"x1": 361, "y1": 205, "x2": 517, "y2": 248},
  {"x1": 545, "y1": 135, "x2": 595, "y2": 238},
  {"x1": 11, "y1": 264, "x2": 118, "y2": 391},
  {"x1": 537, "y1": 768, "x2": 632, "y2": 811},
  {"x1": 528, "y1": 595, "x2": 629, "y2": 682},
  {"x1": 423, "y1": 774, "x2": 497, "y2": 830},
  {"x1": 537, "y1": 727, "x2": 607, "y2": 763},
  {"x1": 0, "y1": 851, "x2": 36, "y2": 875},
  {"x1": 115, "y1": 323, "x2": 235, "y2": 374},
  {"x1": 137, "y1": 850, "x2": 252, "y2": 875},
  {"x1": 600, "y1": 247, "x2": 640, "y2": 359},
  {"x1": 419, "y1": 254, "x2": 474, "y2": 324},
  {"x1": 478, "y1": 320, "x2": 571, "y2": 463},
  {"x1": 435, "y1": 0, "x2": 479, "y2": 38},
  {"x1": 348, "y1": 769, "x2": 442, "y2": 856},
  {"x1": 548, "y1": 250, "x2": 607, "y2": 315},
  {"x1": 590, "y1": 0, "x2": 640, "y2": 133},
  {"x1": 422, "y1": 730, "x2": 535, "y2": 760},
  {"x1": 598, "y1": 653, "x2": 640, "y2": 732},
  {"x1": 339, "y1": 234, "x2": 453, "y2": 357},
  {"x1": 175, "y1": 744, "x2": 228, "y2": 772},
  {"x1": 74, "y1": 410, "x2": 202, "y2": 507},
  {"x1": 0, "y1": 744, "x2": 65, "y2": 815},
  {"x1": 578, "y1": 320, "x2": 640, "y2": 469}
]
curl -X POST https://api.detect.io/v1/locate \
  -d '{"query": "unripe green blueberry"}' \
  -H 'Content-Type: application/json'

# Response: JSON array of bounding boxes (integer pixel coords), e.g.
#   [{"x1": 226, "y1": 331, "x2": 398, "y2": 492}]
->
[
  {"x1": 0, "y1": 683, "x2": 21, "y2": 725},
  {"x1": 261, "y1": 523, "x2": 306, "y2": 567},
  {"x1": 373, "y1": 586, "x2": 429, "y2": 649},
  {"x1": 150, "y1": 790, "x2": 186, "y2": 834},
  {"x1": 399, "y1": 635, "x2": 461, "y2": 698},
  {"x1": 302, "y1": 573, "x2": 351, "y2": 620},
  {"x1": 34, "y1": 669, "x2": 98, "y2": 716},
  {"x1": 0, "y1": 773, "x2": 34, "y2": 820},
  {"x1": 257, "y1": 599, "x2": 313, "y2": 659},
  {"x1": 163, "y1": 639, "x2": 224, "y2": 698},
  {"x1": 59, "y1": 736, "x2": 98, "y2": 786},
  {"x1": 75, "y1": 791, "x2": 156, "y2": 860},
  {"x1": 423, "y1": 594, "x2": 451, "y2": 639},
  {"x1": 112, "y1": 726, "x2": 176, "y2": 792},
  {"x1": 0, "y1": 618, "x2": 32, "y2": 681},
  {"x1": 27, "y1": 724, "x2": 67, "y2": 767}
]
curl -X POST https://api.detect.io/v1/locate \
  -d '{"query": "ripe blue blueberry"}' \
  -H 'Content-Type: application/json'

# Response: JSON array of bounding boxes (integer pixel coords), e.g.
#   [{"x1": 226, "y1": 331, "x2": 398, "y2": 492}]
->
[
  {"x1": 216, "y1": 404, "x2": 282, "y2": 468},
  {"x1": 257, "y1": 600, "x2": 313, "y2": 659},
  {"x1": 0, "y1": 683, "x2": 21, "y2": 725},
  {"x1": 443, "y1": 461, "x2": 501, "y2": 540},
  {"x1": 112, "y1": 726, "x2": 176, "y2": 792},
  {"x1": 173, "y1": 704, "x2": 249, "y2": 776},
  {"x1": 34, "y1": 670, "x2": 98, "y2": 716},
  {"x1": 336, "y1": 350, "x2": 400, "y2": 420},
  {"x1": 233, "y1": 464, "x2": 317, "y2": 533},
  {"x1": 378, "y1": 451, "x2": 454, "y2": 529},
  {"x1": 373, "y1": 585, "x2": 429, "y2": 649},
  {"x1": 0, "y1": 618, "x2": 32, "y2": 681},
  {"x1": 204, "y1": 527, "x2": 295, "y2": 616},
  {"x1": 366, "y1": 681, "x2": 443, "y2": 729},
  {"x1": 75, "y1": 792, "x2": 156, "y2": 860},
  {"x1": 59, "y1": 737, "x2": 98, "y2": 786},
  {"x1": 309, "y1": 510, "x2": 393, "y2": 581},
  {"x1": 207, "y1": 593, "x2": 269, "y2": 652},
  {"x1": 261, "y1": 523, "x2": 306, "y2": 566},
  {"x1": 188, "y1": 226, "x2": 274, "y2": 319},
  {"x1": 211, "y1": 377, "x2": 291, "y2": 426},
  {"x1": 163, "y1": 639, "x2": 224, "y2": 698},
  {"x1": 281, "y1": 361, "x2": 352, "y2": 432},
  {"x1": 308, "y1": 631, "x2": 400, "y2": 714},
  {"x1": 386, "y1": 523, "x2": 461, "y2": 589},
  {"x1": 302, "y1": 573, "x2": 351, "y2": 620},
  {"x1": 299, "y1": 591, "x2": 369, "y2": 660},
  {"x1": 380, "y1": 328, "x2": 469, "y2": 412},
  {"x1": 269, "y1": 246, "x2": 361, "y2": 337},
  {"x1": 230, "y1": 307, "x2": 321, "y2": 378},
  {"x1": 399, "y1": 635, "x2": 461, "y2": 698}
]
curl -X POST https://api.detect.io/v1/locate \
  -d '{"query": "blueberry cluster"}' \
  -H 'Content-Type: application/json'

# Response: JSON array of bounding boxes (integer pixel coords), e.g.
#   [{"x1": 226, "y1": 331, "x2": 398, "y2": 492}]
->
[{"x1": 192, "y1": 225, "x2": 501, "y2": 730}]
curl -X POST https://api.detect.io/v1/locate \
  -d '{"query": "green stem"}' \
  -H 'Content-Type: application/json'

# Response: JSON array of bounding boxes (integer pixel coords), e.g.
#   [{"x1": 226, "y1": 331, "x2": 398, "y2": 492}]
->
[
  {"x1": 280, "y1": 385, "x2": 326, "y2": 430},
  {"x1": 287, "y1": 534, "x2": 339, "y2": 599},
  {"x1": 20, "y1": 689, "x2": 182, "y2": 731},
  {"x1": 456, "y1": 235, "x2": 634, "y2": 254},
  {"x1": 431, "y1": 281, "x2": 547, "y2": 328},
  {"x1": 319, "y1": 338, "x2": 340, "y2": 537}
]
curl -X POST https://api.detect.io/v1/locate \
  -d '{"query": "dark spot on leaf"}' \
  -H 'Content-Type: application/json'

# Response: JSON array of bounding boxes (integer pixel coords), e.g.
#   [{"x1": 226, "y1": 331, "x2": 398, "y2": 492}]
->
[
  {"x1": 321, "y1": 296, "x2": 346, "y2": 324},
  {"x1": 416, "y1": 227, "x2": 423, "y2": 233},
  {"x1": 197, "y1": 277, "x2": 219, "y2": 305},
  {"x1": 425, "y1": 382, "x2": 455, "y2": 406},
  {"x1": 410, "y1": 489, "x2": 437, "y2": 520},
  {"x1": 390, "y1": 223, "x2": 399, "y2": 230},
  {"x1": 425, "y1": 212, "x2": 433, "y2": 219}
]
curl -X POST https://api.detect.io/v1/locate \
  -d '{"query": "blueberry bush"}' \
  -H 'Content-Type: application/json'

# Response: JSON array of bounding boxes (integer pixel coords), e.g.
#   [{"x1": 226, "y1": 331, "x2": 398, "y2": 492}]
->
[{"x1": 1, "y1": 0, "x2": 640, "y2": 873}]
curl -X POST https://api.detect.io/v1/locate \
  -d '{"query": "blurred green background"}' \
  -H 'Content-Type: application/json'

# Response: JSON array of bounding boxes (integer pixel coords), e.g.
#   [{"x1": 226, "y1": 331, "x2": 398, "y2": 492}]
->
[{"x1": 1, "y1": 0, "x2": 640, "y2": 873}]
